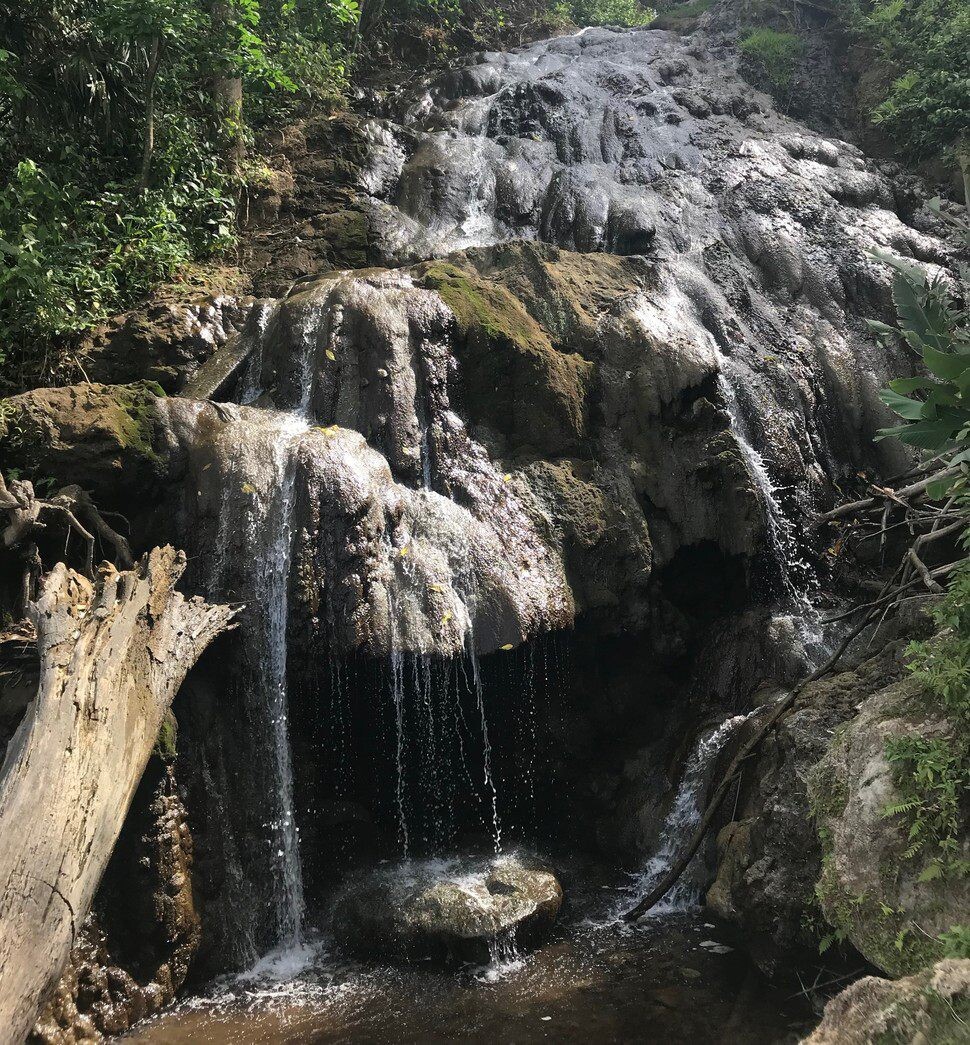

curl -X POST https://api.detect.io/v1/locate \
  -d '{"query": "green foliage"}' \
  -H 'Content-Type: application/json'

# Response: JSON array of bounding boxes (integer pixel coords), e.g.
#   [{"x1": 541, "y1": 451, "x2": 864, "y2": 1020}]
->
[
  {"x1": 867, "y1": 221, "x2": 970, "y2": 924},
  {"x1": 739, "y1": 27, "x2": 804, "y2": 90},
  {"x1": 654, "y1": 0, "x2": 712, "y2": 19},
  {"x1": 938, "y1": 924, "x2": 970, "y2": 959},
  {"x1": 555, "y1": 0, "x2": 654, "y2": 27},
  {"x1": 871, "y1": 250, "x2": 970, "y2": 464},
  {"x1": 881, "y1": 559, "x2": 970, "y2": 880},
  {"x1": 883, "y1": 734, "x2": 968, "y2": 875},
  {"x1": 0, "y1": 0, "x2": 361, "y2": 388},
  {"x1": 0, "y1": 151, "x2": 234, "y2": 356},
  {"x1": 850, "y1": 0, "x2": 970, "y2": 162},
  {"x1": 906, "y1": 561, "x2": 970, "y2": 716}
]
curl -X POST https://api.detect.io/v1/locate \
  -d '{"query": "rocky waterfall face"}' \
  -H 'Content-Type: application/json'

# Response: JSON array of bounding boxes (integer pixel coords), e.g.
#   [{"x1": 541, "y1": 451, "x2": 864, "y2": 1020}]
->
[{"x1": 15, "y1": 23, "x2": 951, "y2": 1029}]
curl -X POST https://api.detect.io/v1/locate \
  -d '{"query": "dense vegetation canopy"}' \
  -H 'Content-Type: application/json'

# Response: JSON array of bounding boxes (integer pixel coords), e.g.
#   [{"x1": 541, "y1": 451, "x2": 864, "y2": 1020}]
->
[{"x1": 0, "y1": 0, "x2": 658, "y2": 390}]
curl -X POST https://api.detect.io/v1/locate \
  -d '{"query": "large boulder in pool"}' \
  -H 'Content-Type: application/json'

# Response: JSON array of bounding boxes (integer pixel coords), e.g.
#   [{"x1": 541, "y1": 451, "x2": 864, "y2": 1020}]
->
[{"x1": 332, "y1": 856, "x2": 563, "y2": 964}]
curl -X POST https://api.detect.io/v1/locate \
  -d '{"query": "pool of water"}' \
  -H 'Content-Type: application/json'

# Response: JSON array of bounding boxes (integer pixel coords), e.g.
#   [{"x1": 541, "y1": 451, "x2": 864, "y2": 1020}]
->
[{"x1": 125, "y1": 867, "x2": 816, "y2": 1045}]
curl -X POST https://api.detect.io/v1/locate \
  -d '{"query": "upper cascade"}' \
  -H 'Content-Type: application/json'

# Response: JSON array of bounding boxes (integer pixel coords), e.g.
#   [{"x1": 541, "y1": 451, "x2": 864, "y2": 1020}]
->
[
  {"x1": 356, "y1": 25, "x2": 954, "y2": 484},
  {"x1": 170, "y1": 26, "x2": 958, "y2": 661}
]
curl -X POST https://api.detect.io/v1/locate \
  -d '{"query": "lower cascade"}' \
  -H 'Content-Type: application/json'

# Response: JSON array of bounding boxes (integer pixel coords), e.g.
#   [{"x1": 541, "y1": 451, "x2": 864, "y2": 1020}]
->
[{"x1": 2, "y1": 7, "x2": 968, "y2": 1045}]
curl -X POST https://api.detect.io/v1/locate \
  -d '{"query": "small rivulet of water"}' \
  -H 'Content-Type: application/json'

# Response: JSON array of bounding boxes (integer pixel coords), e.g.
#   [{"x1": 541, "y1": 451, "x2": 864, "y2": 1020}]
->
[
  {"x1": 620, "y1": 711, "x2": 756, "y2": 920},
  {"x1": 715, "y1": 368, "x2": 829, "y2": 668},
  {"x1": 467, "y1": 644, "x2": 502, "y2": 855}
]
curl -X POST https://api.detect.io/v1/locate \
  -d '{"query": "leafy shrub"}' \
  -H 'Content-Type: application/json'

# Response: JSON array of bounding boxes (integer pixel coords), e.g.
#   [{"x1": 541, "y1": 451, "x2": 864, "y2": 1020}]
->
[
  {"x1": 0, "y1": 144, "x2": 234, "y2": 385},
  {"x1": 867, "y1": 231, "x2": 970, "y2": 884},
  {"x1": 883, "y1": 559, "x2": 970, "y2": 882},
  {"x1": 858, "y1": 0, "x2": 970, "y2": 163},
  {"x1": 555, "y1": 0, "x2": 655, "y2": 27},
  {"x1": 869, "y1": 248, "x2": 970, "y2": 464},
  {"x1": 0, "y1": 0, "x2": 358, "y2": 389},
  {"x1": 739, "y1": 27, "x2": 804, "y2": 90},
  {"x1": 938, "y1": 924, "x2": 970, "y2": 959}
]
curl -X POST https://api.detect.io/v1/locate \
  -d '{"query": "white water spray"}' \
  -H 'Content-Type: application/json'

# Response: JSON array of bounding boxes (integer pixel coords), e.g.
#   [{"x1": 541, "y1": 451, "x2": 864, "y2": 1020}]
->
[{"x1": 624, "y1": 712, "x2": 755, "y2": 918}]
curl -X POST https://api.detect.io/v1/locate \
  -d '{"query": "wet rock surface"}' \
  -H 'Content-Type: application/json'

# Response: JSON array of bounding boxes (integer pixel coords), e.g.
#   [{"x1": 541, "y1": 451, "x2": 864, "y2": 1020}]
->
[
  {"x1": 359, "y1": 24, "x2": 951, "y2": 486},
  {"x1": 802, "y1": 959, "x2": 970, "y2": 1045},
  {"x1": 332, "y1": 856, "x2": 563, "y2": 963},
  {"x1": 706, "y1": 635, "x2": 912, "y2": 975},
  {"x1": 81, "y1": 294, "x2": 255, "y2": 395}
]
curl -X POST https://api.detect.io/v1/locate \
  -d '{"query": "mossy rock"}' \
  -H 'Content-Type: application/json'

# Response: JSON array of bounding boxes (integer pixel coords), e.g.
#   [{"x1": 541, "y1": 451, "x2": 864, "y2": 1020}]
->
[
  {"x1": 803, "y1": 959, "x2": 970, "y2": 1045},
  {"x1": 0, "y1": 381, "x2": 168, "y2": 505},
  {"x1": 154, "y1": 709, "x2": 179, "y2": 764},
  {"x1": 652, "y1": 0, "x2": 714, "y2": 32},
  {"x1": 416, "y1": 260, "x2": 592, "y2": 456},
  {"x1": 808, "y1": 677, "x2": 970, "y2": 977}
]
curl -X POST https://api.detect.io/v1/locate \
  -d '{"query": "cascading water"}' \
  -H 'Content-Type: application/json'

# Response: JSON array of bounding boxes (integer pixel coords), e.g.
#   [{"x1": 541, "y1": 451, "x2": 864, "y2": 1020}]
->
[
  {"x1": 126, "y1": 17, "x2": 959, "y2": 1039},
  {"x1": 716, "y1": 369, "x2": 829, "y2": 667},
  {"x1": 467, "y1": 646, "x2": 502, "y2": 854},
  {"x1": 621, "y1": 712, "x2": 756, "y2": 919},
  {"x1": 205, "y1": 411, "x2": 309, "y2": 952}
]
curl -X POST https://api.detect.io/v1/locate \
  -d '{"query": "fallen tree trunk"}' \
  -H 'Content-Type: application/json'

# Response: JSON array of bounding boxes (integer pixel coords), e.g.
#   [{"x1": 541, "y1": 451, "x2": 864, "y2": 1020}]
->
[{"x1": 0, "y1": 547, "x2": 236, "y2": 1045}]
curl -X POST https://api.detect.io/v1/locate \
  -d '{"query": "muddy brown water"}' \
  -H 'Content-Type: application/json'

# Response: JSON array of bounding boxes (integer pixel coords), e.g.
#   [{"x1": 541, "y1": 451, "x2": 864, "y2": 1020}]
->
[{"x1": 125, "y1": 907, "x2": 817, "y2": 1044}]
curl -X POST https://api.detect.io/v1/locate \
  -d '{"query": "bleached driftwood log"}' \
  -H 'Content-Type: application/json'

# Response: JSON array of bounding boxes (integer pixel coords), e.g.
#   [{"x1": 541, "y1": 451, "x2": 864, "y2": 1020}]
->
[{"x1": 0, "y1": 547, "x2": 235, "y2": 1045}]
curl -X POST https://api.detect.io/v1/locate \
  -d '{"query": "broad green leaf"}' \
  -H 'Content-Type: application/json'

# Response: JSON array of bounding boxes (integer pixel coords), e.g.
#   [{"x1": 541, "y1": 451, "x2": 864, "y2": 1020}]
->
[
  {"x1": 879, "y1": 387, "x2": 926, "y2": 420},
  {"x1": 868, "y1": 246, "x2": 927, "y2": 287},
  {"x1": 893, "y1": 272, "x2": 949, "y2": 351},
  {"x1": 893, "y1": 416, "x2": 962, "y2": 450},
  {"x1": 923, "y1": 346, "x2": 970, "y2": 382},
  {"x1": 918, "y1": 861, "x2": 943, "y2": 883},
  {"x1": 889, "y1": 376, "x2": 938, "y2": 394},
  {"x1": 926, "y1": 476, "x2": 957, "y2": 500}
]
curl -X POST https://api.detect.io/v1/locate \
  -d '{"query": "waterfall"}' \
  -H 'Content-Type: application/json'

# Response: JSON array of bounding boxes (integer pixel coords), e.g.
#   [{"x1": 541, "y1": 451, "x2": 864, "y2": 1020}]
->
[
  {"x1": 625, "y1": 712, "x2": 754, "y2": 917},
  {"x1": 467, "y1": 647, "x2": 502, "y2": 855},
  {"x1": 389, "y1": 648, "x2": 411, "y2": 857},
  {"x1": 207, "y1": 411, "x2": 309, "y2": 951},
  {"x1": 380, "y1": 647, "x2": 506, "y2": 857},
  {"x1": 716, "y1": 370, "x2": 828, "y2": 666}
]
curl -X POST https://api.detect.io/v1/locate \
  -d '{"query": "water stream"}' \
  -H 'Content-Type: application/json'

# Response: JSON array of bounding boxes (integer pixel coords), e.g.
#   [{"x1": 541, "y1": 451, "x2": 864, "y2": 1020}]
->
[
  {"x1": 716, "y1": 370, "x2": 829, "y2": 668},
  {"x1": 205, "y1": 412, "x2": 309, "y2": 953},
  {"x1": 621, "y1": 712, "x2": 757, "y2": 920}
]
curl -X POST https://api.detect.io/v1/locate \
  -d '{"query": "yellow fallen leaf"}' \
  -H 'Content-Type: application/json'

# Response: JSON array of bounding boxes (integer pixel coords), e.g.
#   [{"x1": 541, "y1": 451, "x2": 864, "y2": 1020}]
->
[
  {"x1": 503, "y1": 473, "x2": 512, "y2": 482},
  {"x1": 429, "y1": 583, "x2": 442, "y2": 591},
  {"x1": 326, "y1": 349, "x2": 337, "y2": 361},
  {"x1": 501, "y1": 643, "x2": 514, "y2": 651},
  {"x1": 241, "y1": 482, "x2": 256, "y2": 494},
  {"x1": 442, "y1": 612, "x2": 452, "y2": 623},
  {"x1": 399, "y1": 546, "x2": 409, "y2": 557}
]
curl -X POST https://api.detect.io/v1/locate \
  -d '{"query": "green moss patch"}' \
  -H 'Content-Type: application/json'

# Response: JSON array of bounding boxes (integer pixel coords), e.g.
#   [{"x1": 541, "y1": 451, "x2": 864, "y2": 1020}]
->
[
  {"x1": 0, "y1": 381, "x2": 167, "y2": 493},
  {"x1": 417, "y1": 261, "x2": 592, "y2": 456}
]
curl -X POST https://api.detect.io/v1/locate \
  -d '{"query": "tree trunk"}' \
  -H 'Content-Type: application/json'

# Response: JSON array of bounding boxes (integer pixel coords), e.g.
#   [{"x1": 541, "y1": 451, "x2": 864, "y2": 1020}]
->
[
  {"x1": 0, "y1": 547, "x2": 236, "y2": 1045},
  {"x1": 138, "y1": 34, "x2": 162, "y2": 191},
  {"x1": 210, "y1": 1, "x2": 244, "y2": 174}
]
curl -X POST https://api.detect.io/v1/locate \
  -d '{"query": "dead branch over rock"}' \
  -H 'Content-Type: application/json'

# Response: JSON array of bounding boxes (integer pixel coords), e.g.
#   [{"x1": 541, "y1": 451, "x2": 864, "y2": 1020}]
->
[
  {"x1": 1, "y1": 473, "x2": 134, "y2": 616},
  {"x1": 0, "y1": 547, "x2": 236, "y2": 1045}
]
